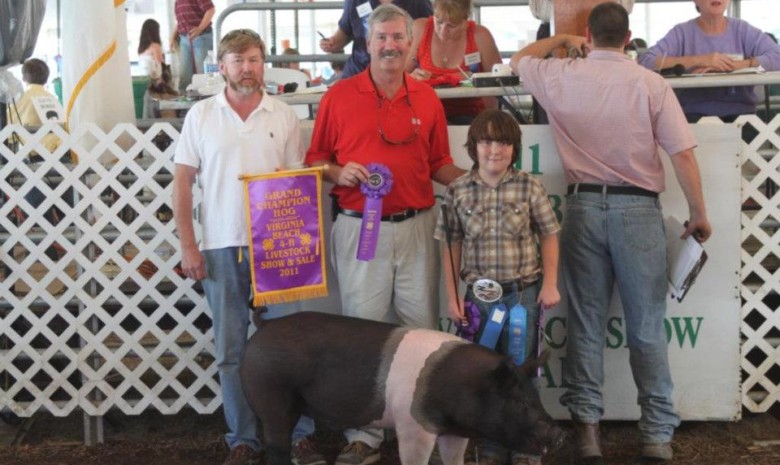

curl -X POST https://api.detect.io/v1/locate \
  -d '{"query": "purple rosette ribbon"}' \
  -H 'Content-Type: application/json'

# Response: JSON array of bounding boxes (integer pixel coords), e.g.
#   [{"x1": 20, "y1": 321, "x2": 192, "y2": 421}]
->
[
  {"x1": 356, "y1": 163, "x2": 393, "y2": 261},
  {"x1": 456, "y1": 300, "x2": 482, "y2": 342}
]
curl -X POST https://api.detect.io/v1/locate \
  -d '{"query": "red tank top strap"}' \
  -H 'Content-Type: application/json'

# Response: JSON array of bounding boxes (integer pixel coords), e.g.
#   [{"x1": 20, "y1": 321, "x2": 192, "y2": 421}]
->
[
  {"x1": 416, "y1": 17, "x2": 436, "y2": 71},
  {"x1": 464, "y1": 21, "x2": 480, "y2": 67}
]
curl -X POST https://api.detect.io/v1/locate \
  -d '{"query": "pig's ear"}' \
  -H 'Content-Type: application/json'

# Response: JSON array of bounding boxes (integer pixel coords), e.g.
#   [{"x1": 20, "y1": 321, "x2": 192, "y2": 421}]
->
[
  {"x1": 518, "y1": 350, "x2": 550, "y2": 376},
  {"x1": 492, "y1": 359, "x2": 521, "y2": 388}
]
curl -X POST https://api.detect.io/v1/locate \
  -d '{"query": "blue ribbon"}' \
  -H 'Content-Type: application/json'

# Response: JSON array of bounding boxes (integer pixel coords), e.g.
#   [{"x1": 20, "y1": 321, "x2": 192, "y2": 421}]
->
[
  {"x1": 478, "y1": 303, "x2": 508, "y2": 350},
  {"x1": 507, "y1": 303, "x2": 528, "y2": 365}
]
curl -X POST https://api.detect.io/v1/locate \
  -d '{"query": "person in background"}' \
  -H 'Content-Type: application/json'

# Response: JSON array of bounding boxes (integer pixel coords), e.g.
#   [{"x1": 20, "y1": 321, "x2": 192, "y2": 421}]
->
[
  {"x1": 638, "y1": 0, "x2": 780, "y2": 122},
  {"x1": 319, "y1": 0, "x2": 432, "y2": 80},
  {"x1": 765, "y1": 33, "x2": 780, "y2": 102},
  {"x1": 512, "y1": 2, "x2": 711, "y2": 463},
  {"x1": 172, "y1": 29, "x2": 323, "y2": 465},
  {"x1": 275, "y1": 47, "x2": 313, "y2": 80},
  {"x1": 170, "y1": 0, "x2": 215, "y2": 95},
  {"x1": 6, "y1": 58, "x2": 69, "y2": 265},
  {"x1": 529, "y1": 0, "x2": 553, "y2": 40},
  {"x1": 306, "y1": 6, "x2": 463, "y2": 465},
  {"x1": 138, "y1": 19, "x2": 165, "y2": 86},
  {"x1": 7, "y1": 58, "x2": 61, "y2": 156},
  {"x1": 138, "y1": 19, "x2": 177, "y2": 118},
  {"x1": 406, "y1": 0, "x2": 502, "y2": 124},
  {"x1": 324, "y1": 51, "x2": 346, "y2": 86},
  {"x1": 435, "y1": 109, "x2": 560, "y2": 465}
]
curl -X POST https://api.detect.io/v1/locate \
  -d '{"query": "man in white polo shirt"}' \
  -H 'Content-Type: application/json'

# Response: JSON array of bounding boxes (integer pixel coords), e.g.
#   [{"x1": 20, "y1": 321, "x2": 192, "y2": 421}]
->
[{"x1": 172, "y1": 29, "x2": 322, "y2": 465}]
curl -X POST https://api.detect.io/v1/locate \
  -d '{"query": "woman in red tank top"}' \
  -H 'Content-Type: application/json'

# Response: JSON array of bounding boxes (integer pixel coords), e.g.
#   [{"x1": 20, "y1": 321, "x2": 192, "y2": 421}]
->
[{"x1": 406, "y1": 0, "x2": 502, "y2": 124}]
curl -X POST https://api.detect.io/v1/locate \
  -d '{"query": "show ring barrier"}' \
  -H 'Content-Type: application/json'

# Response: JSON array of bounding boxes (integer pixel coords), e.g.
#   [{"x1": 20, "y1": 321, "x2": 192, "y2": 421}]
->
[{"x1": 0, "y1": 114, "x2": 778, "y2": 441}]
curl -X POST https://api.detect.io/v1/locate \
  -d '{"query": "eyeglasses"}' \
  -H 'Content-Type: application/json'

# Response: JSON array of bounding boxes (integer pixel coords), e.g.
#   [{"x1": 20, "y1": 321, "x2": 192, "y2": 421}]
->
[{"x1": 371, "y1": 75, "x2": 420, "y2": 146}]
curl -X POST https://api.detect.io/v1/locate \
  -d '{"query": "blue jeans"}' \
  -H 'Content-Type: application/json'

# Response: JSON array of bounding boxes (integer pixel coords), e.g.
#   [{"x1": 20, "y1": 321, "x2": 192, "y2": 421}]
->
[
  {"x1": 467, "y1": 282, "x2": 541, "y2": 461},
  {"x1": 558, "y1": 192, "x2": 679, "y2": 443},
  {"x1": 177, "y1": 31, "x2": 213, "y2": 94},
  {"x1": 202, "y1": 247, "x2": 314, "y2": 450}
]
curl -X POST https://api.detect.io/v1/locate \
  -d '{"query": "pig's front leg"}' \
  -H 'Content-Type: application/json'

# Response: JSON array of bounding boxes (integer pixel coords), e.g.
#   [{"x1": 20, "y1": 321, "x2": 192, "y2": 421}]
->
[
  {"x1": 436, "y1": 435, "x2": 468, "y2": 465},
  {"x1": 396, "y1": 424, "x2": 438, "y2": 465}
]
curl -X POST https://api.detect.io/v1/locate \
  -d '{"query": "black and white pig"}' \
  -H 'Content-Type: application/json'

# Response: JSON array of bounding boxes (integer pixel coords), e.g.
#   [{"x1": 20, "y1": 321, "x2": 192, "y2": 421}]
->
[{"x1": 239, "y1": 311, "x2": 564, "y2": 465}]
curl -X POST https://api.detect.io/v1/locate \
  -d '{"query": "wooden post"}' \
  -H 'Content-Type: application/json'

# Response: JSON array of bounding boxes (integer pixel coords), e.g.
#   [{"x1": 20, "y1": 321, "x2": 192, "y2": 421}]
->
[{"x1": 553, "y1": 0, "x2": 605, "y2": 36}]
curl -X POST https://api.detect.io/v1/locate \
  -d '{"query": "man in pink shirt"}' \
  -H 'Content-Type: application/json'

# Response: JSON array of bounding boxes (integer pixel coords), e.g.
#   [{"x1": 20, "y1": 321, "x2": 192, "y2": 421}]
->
[{"x1": 510, "y1": 3, "x2": 712, "y2": 464}]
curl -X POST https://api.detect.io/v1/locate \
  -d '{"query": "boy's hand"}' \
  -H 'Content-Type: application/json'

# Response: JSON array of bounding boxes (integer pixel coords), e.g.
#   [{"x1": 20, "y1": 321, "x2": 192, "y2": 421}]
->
[
  {"x1": 448, "y1": 298, "x2": 467, "y2": 325},
  {"x1": 537, "y1": 283, "x2": 560, "y2": 310}
]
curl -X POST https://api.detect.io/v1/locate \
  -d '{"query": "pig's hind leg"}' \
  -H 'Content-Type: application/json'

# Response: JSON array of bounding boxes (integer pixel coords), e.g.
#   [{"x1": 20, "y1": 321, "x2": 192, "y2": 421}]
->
[
  {"x1": 436, "y1": 435, "x2": 467, "y2": 465},
  {"x1": 253, "y1": 391, "x2": 301, "y2": 465}
]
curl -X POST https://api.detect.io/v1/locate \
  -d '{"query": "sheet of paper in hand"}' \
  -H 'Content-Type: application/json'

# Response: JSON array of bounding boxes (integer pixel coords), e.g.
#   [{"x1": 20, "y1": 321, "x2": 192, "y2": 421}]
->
[{"x1": 665, "y1": 216, "x2": 708, "y2": 303}]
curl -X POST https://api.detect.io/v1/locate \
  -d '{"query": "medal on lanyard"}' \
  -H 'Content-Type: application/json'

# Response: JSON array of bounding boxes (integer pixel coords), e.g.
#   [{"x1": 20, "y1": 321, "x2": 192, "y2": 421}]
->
[{"x1": 356, "y1": 163, "x2": 392, "y2": 261}]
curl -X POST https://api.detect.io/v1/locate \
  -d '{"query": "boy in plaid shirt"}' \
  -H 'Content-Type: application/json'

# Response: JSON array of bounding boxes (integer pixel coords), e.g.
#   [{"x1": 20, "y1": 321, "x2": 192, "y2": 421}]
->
[{"x1": 434, "y1": 109, "x2": 560, "y2": 465}]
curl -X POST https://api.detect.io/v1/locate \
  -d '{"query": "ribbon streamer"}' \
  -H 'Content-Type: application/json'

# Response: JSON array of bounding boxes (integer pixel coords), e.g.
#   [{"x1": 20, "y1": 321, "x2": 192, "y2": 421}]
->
[{"x1": 356, "y1": 163, "x2": 393, "y2": 261}]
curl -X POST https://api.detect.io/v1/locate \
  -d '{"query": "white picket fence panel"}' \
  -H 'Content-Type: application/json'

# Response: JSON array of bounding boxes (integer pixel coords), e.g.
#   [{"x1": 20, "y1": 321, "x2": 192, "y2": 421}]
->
[
  {"x1": 0, "y1": 117, "x2": 778, "y2": 417},
  {"x1": 0, "y1": 122, "x2": 217, "y2": 417},
  {"x1": 737, "y1": 115, "x2": 780, "y2": 413}
]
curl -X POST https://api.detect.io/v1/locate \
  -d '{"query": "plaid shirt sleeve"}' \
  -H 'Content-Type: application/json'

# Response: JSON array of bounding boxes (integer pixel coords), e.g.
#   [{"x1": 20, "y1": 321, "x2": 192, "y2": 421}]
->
[{"x1": 434, "y1": 183, "x2": 465, "y2": 243}]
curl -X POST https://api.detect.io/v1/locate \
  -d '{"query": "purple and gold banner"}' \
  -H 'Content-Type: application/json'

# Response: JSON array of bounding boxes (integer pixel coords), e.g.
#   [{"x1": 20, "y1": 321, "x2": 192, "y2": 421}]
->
[{"x1": 242, "y1": 167, "x2": 328, "y2": 306}]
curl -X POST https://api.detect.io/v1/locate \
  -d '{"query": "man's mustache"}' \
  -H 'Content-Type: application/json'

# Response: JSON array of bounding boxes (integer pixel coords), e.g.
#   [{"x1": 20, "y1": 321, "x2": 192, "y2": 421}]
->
[{"x1": 379, "y1": 50, "x2": 402, "y2": 59}]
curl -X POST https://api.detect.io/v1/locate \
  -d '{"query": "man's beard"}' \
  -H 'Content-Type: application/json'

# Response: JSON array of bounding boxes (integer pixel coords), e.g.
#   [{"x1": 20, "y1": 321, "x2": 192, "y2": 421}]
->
[{"x1": 228, "y1": 75, "x2": 261, "y2": 95}]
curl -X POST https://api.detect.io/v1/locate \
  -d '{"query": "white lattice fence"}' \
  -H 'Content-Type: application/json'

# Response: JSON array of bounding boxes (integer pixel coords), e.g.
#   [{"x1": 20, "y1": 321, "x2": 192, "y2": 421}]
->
[
  {"x1": 0, "y1": 122, "x2": 219, "y2": 417},
  {"x1": 738, "y1": 115, "x2": 780, "y2": 412},
  {"x1": 1, "y1": 117, "x2": 779, "y2": 418}
]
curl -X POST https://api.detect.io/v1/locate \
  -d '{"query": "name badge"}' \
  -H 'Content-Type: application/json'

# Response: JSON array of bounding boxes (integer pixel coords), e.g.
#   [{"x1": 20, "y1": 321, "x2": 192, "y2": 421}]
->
[
  {"x1": 357, "y1": 2, "x2": 373, "y2": 18},
  {"x1": 464, "y1": 52, "x2": 481, "y2": 67}
]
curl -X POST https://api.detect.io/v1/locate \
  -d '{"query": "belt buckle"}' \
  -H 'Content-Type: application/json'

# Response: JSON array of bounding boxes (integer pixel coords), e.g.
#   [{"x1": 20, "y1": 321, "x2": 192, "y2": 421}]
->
[
  {"x1": 473, "y1": 278, "x2": 502, "y2": 302},
  {"x1": 388, "y1": 209, "x2": 409, "y2": 222}
]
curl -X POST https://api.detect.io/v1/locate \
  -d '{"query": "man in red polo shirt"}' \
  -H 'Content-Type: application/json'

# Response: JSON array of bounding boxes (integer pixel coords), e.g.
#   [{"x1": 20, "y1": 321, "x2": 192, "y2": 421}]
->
[{"x1": 306, "y1": 5, "x2": 464, "y2": 465}]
